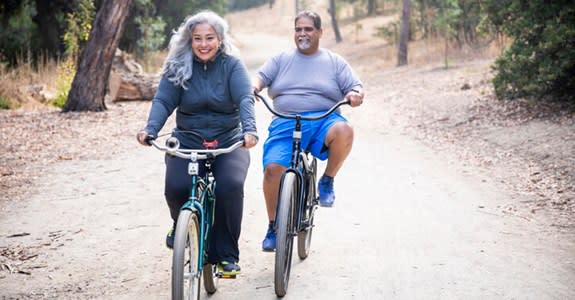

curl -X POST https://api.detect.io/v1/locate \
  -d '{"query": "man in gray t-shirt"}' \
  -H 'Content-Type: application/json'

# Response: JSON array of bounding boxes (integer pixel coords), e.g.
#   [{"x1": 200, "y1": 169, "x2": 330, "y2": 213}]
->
[{"x1": 253, "y1": 10, "x2": 365, "y2": 252}]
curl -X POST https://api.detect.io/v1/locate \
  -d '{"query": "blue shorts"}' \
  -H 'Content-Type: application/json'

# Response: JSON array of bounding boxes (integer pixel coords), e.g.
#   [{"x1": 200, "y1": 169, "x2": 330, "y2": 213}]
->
[{"x1": 263, "y1": 111, "x2": 347, "y2": 169}]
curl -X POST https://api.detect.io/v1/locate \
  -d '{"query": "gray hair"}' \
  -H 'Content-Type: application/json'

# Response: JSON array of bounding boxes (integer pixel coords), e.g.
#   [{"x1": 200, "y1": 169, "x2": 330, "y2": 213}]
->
[
  {"x1": 295, "y1": 10, "x2": 322, "y2": 29},
  {"x1": 162, "y1": 11, "x2": 235, "y2": 89}
]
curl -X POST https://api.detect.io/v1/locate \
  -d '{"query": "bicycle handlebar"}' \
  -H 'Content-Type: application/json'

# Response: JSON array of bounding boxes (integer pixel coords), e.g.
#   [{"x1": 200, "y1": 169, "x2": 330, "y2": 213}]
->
[
  {"x1": 147, "y1": 136, "x2": 244, "y2": 160},
  {"x1": 254, "y1": 92, "x2": 350, "y2": 121}
]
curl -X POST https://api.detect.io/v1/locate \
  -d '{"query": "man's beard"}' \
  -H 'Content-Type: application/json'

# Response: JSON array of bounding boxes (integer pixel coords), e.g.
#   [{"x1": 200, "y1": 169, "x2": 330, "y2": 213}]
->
[{"x1": 297, "y1": 36, "x2": 311, "y2": 50}]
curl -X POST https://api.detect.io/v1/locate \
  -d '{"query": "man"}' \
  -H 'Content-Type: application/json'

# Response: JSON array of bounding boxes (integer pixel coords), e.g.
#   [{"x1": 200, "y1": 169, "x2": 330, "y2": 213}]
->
[{"x1": 253, "y1": 11, "x2": 364, "y2": 252}]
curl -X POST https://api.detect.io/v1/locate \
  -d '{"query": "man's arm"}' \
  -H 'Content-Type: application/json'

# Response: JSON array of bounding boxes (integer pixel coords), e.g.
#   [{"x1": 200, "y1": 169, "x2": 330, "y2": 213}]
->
[{"x1": 252, "y1": 76, "x2": 266, "y2": 94}]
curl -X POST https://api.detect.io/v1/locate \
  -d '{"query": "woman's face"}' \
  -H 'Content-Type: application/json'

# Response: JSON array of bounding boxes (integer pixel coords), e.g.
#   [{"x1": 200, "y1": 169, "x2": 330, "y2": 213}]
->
[
  {"x1": 191, "y1": 22, "x2": 220, "y2": 62},
  {"x1": 294, "y1": 16, "x2": 322, "y2": 55}
]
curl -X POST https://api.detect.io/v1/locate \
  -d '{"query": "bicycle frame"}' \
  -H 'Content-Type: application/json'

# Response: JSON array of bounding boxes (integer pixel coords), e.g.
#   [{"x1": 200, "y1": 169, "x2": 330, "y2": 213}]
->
[
  {"x1": 181, "y1": 156, "x2": 215, "y2": 272},
  {"x1": 279, "y1": 134, "x2": 314, "y2": 236},
  {"x1": 148, "y1": 136, "x2": 244, "y2": 297}
]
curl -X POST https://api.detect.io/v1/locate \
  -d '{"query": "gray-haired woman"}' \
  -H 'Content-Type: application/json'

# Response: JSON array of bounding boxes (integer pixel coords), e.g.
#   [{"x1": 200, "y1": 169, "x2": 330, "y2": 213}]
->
[{"x1": 137, "y1": 10, "x2": 258, "y2": 276}]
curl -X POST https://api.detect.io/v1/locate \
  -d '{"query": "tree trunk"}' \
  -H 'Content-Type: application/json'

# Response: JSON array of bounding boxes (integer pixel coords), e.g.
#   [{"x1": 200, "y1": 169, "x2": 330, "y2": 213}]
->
[
  {"x1": 397, "y1": 0, "x2": 411, "y2": 66},
  {"x1": 63, "y1": 0, "x2": 134, "y2": 112},
  {"x1": 367, "y1": 0, "x2": 377, "y2": 16},
  {"x1": 329, "y1": 0, "x2": 342, "y2": 43}
]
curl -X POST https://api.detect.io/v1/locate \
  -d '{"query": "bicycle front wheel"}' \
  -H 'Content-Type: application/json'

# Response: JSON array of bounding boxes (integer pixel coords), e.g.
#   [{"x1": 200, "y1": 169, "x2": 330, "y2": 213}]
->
[
  {"x1": 274, "y1": 172, "x2": 297, "y2": 297},
  {"x1": 298, "y1": 157, "x2": 317, "y2": 260},
  {"x1": 172, "y1": 210, "x2": 201, "y2": 300},
  {"x1": 202, "y1": 263, "x2": 219, "y2": 294}
]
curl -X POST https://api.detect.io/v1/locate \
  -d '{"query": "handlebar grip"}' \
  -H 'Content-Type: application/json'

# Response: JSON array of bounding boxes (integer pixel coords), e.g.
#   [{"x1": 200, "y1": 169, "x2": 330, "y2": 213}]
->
[{"x1": 144, "y1": 135, "x2": 155, "y2": 146}]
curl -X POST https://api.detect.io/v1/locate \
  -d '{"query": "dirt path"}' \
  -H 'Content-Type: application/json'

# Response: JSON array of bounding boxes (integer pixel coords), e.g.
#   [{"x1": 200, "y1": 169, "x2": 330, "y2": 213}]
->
[{"x1": 2, "y1": 3, "x2": 574, "y2": 299}]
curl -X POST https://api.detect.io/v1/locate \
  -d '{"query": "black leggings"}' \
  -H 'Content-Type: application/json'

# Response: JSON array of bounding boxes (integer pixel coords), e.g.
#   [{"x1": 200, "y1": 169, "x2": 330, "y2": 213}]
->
[{"x1": 164, "y1": 147, "x2": 250, "y2": 264}]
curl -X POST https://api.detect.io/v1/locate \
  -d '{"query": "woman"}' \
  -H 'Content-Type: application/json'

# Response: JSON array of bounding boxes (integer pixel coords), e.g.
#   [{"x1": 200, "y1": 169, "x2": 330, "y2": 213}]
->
[{"x1": 136, "y1": 11, "x2": 258, "y2": 275}]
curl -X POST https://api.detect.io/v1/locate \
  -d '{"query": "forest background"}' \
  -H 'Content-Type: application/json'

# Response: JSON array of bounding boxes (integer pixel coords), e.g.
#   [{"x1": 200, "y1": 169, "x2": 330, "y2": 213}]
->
[
  {"x1": 0, "y1": 0, "x2": 573, "y2": 222},
  {"x1": 1, "y1": 0, "x2": 573, "y2": 110},
  {"x1": 1, "y1": 2, "x2": 574, "y2": 296}
]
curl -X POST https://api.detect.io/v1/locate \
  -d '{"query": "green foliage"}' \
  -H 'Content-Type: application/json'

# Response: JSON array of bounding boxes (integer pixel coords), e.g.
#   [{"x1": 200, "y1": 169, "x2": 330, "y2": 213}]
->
[
  {"x1": 120, "y1": 0, "x2": 164, "y2": 55},
  {"x1": 3, "y1": 1, "x2": 232, "y2": 68},
  {"x1": 413, "y1": 0, "x2": 489, "y2": 44},
  {"x1": 152, "y1": 0, "x2": 228, "y2": 49},
  {"x1": 62, "y1": 0, "x2": 95, "y2": 57},
  {"x1": 0, "y1": 95, "x2": 13, "y2": 110},
  {"x1": 374, "y1": 21, "x2": 399, "y2": 44},
  {"x1": 228, "y1": 0, "x2": 268, "y2": 11},
  {"x1": 432, "y1": 0, "x2": 461, "y2": 36},
  {"x1": 486, "y1": 0, "x2": 575, "y2": 102},
  {"x1": 51, "y1": 59, "x2": 76, "y2": 108},
  {"x1": 135, "y1": 15, "x2": 167, "y2": 55},
  {"x1": 123, "y1": 0, "x2": 166, "y2": 58},
  {"x1": 120, "y1": 0, "x2": 229, "y2": 51},
  {"x1": 0, "y1": 1, "x2": 37, "y2": 66}
]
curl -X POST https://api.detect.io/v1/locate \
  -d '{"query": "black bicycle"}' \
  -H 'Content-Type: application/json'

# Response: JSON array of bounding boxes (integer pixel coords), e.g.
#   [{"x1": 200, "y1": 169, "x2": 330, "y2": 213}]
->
[
  {"x1": 147, "y1": 133, "x2": 243, "y2": 300},
  {"x1": 254, "y1": 92, "x2": 349, "y2": 297}
]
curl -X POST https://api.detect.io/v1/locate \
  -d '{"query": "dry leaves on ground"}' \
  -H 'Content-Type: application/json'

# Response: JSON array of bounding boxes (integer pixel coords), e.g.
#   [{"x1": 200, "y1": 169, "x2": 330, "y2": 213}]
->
[{"x1": 0, "y1": 101, "x2": 151, "y2": 204}]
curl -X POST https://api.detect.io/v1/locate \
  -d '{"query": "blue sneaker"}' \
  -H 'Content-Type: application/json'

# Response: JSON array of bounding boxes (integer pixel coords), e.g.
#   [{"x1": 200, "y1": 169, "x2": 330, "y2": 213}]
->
[
  {"x1": 318, "y1": 175, "x2": 335, "y2": 207},
  {"x1": 262, "y1": 222, "x2": 276, "y2": 252}
]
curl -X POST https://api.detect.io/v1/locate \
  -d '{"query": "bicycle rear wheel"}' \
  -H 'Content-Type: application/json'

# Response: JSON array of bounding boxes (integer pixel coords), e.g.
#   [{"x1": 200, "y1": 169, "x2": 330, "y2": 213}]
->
[
  {"x1": 172, "y1": 210, "x2": 201, "y2": 300},
  {"x1": 298, "y1": 157, "x2": 317, "y2": 260},
  {"x1": 274, "y1": 172, "x2": 297, "y2": 297}
]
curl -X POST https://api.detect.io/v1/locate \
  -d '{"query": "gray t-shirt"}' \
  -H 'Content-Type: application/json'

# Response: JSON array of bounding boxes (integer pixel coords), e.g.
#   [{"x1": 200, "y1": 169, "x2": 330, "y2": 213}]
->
[{"x1": 257, "y1": 48, "x2": 363, "y2": 114}]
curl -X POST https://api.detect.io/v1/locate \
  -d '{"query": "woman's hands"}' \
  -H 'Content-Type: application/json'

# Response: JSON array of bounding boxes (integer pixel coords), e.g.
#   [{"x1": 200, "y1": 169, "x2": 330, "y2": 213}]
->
[
  {"x1": 138, "y1": 130, "x2": 258, "y2": 149},
  {"x1": 136, "y1": 130, "x2": 151, "y2": 146},
  {"x1": 243, "y1": 133, "x2": 258, "y2": 149}
]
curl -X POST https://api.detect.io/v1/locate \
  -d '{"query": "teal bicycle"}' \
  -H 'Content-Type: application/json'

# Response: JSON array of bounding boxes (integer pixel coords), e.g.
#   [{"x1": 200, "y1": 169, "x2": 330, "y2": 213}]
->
[{"x1": 147, "y1": 133, "x2": 243, "y2": 300}]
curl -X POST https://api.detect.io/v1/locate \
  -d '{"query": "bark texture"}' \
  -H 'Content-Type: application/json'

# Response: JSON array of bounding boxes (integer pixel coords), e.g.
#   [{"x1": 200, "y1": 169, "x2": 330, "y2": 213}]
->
[
  {"x1": 397, "y1": 0, "x2": 411, "y2": 66},
  {"x1": 63, "y1": 0, "x2": 134, "y2": 112}
]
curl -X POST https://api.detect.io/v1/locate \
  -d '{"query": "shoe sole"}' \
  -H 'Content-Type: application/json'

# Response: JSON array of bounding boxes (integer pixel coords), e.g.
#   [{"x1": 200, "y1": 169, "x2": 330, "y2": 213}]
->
[{"x1": 217, "y1": 266, "x2": 241, "y2": 278}]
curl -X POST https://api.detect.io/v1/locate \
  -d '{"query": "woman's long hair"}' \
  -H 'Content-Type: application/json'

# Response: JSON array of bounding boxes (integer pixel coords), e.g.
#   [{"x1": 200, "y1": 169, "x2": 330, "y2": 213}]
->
[{"x1": 162, "y1": 11, "x2": 235, "y2": 89}]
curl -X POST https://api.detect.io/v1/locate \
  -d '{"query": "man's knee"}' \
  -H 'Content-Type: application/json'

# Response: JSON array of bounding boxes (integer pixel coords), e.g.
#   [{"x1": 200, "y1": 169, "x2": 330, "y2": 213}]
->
[{"x1": 327, "y1": 122, "x2": 354, "y2": 145}]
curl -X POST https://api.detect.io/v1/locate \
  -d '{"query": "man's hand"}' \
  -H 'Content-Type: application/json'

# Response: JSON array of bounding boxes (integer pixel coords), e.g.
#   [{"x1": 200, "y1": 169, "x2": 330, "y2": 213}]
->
[
  {"x1": 346, "y1": 89, "x2": 364, "y2": 107},
  {"x1": 252, "y1": 77, "x2": 264, "y2": 97}
]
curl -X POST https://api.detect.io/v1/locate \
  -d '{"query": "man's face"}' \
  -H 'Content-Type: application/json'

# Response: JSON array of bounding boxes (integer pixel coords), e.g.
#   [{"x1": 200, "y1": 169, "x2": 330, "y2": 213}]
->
[{"x1": 294, "y1": 17, "x2": 322, "y2": 55}]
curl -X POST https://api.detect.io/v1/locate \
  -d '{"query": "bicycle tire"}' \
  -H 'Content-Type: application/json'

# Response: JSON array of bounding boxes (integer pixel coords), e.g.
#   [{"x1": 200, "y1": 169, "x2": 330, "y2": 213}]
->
[
  {"x1": 297, "y1": 157, "x2": 317, "y2": 259},
  {"x1": 274, "y1": 172, "x2": 297, "y2": 297},
  {"x1": 172, "y1": 210, "x2": 201, "y2": 300},
  {"x1": 202, "y1": 263, "x2": 219, "y2": 294}
]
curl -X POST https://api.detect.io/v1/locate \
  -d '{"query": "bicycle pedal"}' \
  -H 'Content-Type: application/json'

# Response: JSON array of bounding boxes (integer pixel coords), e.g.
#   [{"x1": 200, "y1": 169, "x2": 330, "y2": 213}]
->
[{"x1": 217, "y1": 273, "x2": 237, "y2": 279}]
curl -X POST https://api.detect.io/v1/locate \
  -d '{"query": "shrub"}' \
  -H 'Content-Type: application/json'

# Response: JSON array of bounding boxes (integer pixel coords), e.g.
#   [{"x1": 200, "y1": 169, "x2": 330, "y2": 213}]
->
[
  {"x1": 51, "y1": 58, "x2": 75, "y2": 108},
  {"x1": 486, "y1": 0, "x2": 575, "y2": 102},
  {"x1": 0, "y1": 95, "x2": 13, "y2": 110}
]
